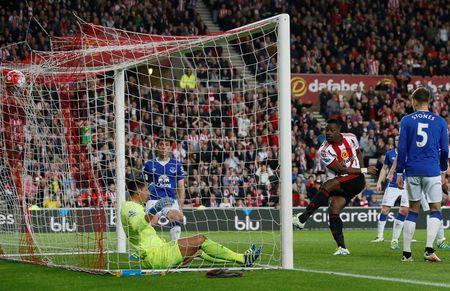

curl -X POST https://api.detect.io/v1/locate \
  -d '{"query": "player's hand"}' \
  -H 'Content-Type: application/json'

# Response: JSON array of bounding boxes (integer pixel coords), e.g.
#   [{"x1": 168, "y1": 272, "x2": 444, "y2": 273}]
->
[
  {"x1": 376, "y1": 183, "x2": 382, "y2": 193},
  {"x1": 443, "y1": 183, "x2": 449, "y2": 195},
  {"x1": 397, "y1": 175, "x2": 404, "y2": 189},
  {"x1": 386, "y1": 171, "x2": 394, "y2": 182},
  {"x1": 156, "y1": 197, "x2": 175, "y2": 209},
  {"x1": 367, "y1": 166, "x2": 378, "y2": 176}
]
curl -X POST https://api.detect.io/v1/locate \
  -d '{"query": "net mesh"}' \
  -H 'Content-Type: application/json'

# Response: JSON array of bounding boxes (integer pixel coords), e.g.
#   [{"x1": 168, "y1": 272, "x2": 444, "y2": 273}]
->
[{"x1": 0, "y1": 16, "x2": 284, "y2": 273}]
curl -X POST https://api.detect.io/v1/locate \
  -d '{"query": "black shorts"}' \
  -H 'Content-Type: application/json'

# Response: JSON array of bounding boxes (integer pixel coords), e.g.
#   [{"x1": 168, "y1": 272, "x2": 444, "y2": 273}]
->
[{"x1": 331, "y1": 173, "x2": 366, "y2": 200}]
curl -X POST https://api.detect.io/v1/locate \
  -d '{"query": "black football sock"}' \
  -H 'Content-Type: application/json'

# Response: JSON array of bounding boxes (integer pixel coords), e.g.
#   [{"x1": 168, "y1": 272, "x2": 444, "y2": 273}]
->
[
  {"x1": 329, "y1": 213, "x2": 346, "y2": 248},
  {"x1": 299, "y1": 189, "x2": 330, "y2": 223}
]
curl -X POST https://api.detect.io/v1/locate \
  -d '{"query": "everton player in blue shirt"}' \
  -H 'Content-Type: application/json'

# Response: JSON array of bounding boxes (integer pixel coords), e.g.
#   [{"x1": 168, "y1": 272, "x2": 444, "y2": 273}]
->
[
  {"x1": 396, "y1": 87, "x2": 449, "y2": 262},
  {"x1": 372, "y1": 144, "x2": 410, "y2": 249},
  {"x1": 143, "y1": 137, "x2": 185, "y2": 240}
]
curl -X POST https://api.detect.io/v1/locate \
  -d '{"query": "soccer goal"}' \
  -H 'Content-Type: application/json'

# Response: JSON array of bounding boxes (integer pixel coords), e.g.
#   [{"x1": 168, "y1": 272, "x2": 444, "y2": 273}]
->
[{"x1": 0, "y1": 14, "x2": 292, "y2": 274}]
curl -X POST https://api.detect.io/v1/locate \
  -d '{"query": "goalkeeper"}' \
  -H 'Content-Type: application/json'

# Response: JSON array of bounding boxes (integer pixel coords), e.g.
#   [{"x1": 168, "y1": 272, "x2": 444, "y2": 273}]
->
[{"x1": 122, "y1": 177, "x2": 263, "y2": 269}]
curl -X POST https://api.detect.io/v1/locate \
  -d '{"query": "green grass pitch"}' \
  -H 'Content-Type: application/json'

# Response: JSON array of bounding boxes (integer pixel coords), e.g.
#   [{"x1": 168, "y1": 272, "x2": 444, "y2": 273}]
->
[{"x1": 1, "y1": 229, "x2": 450, "y2": 290}]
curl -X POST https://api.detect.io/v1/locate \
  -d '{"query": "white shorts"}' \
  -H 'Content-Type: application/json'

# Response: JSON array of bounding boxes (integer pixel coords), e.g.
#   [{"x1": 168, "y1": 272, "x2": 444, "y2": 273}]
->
[
  {"x1": 406, "y1": 176, "x2": 442, "y2": 204},
  {"x1": 382, "y1": 187, "x2": 409, "y2": 207},
  {"x1": 146, "y1": 199, "x2": 180, "y2": 217}
]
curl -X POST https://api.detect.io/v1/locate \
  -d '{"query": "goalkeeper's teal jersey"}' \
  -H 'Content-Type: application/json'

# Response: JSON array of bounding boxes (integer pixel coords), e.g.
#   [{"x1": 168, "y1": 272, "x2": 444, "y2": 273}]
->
[{"x1": 121, "y1": 201, "x2": 159, "y2": 256}]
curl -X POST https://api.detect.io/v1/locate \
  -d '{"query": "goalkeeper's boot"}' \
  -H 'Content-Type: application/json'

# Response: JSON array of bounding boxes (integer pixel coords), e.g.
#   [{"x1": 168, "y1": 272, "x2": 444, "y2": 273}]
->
[
  {"x1": 370, "y1": 237, "x2": 384, "y2": 243},
  {"x1": 424, "y1": 251, "x2": 441, "y2": 262},
  {"x1": 244, "y1": 244, "x2": 263, "y2": 267},
  {"x1": 390, "y1": 240, "x2": 400, "y2": 250},
  {"x1": 293, "y1": 213, "x2": 306, "y2": 230},
  {"x1": 437, "y1": 239, "x2": 450, "y2": 250},
  {"x1": 332, "y1": 247, "x2": 350, "y2": 256}
]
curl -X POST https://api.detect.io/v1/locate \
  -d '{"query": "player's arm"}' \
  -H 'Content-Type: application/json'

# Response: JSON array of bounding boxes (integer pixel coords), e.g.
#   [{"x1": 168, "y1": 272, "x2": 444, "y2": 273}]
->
[
  {"x1": 439, "y1": 120, "x2": 449, "y2": 193},
  {"x1": 127, "y1": 205, "x2": 154, "y2": 231},
  {"x1": 177, "y1": 161, "x2": 186, "y2": 212},
  {"x1": 177, "y1": 179, "x2": 185, "y2": 212},
  {"x1": 327, "y1": 158, "x2": 376, "y2": 176},
  {"x1": 387, "y1": 158, "x2": 397, "y2": 181},
  {"x1": 142, "y1": 162, "x2": 156, "y2": 193},
  {"x1": 356, "y1": 148, "x2": 364, "y2": 167},
  {"x1": 377, "y1": 164, "x2": 389, "y2": 192},
  {"x1": 396, "y1": 119, "x2": 407, "y2": 175}
]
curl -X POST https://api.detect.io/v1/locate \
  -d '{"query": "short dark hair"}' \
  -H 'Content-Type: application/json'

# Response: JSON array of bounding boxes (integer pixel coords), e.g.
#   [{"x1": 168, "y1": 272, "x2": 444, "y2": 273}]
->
[
  {"x1": 411, "y1": 87, "x2": 430, "y2": 104},
  {"x1": 127, "y1": 177, "x2": 146, "y2": 196},
  {"x1": 155, "y1": 136, "x2": 174, "y2": 146},
  {"x1": 326, "y1": 118, "x2": 342, "y2": 128}
]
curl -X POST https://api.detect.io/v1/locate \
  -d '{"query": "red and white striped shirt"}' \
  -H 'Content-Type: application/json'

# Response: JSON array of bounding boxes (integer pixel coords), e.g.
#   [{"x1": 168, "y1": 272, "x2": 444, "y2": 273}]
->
[
  {"x1": 368, "y1": 58, "x2": 379, "y2": 75},
  {"x1": 318, "y1": 133, "x2": 361, "y2": 180}
]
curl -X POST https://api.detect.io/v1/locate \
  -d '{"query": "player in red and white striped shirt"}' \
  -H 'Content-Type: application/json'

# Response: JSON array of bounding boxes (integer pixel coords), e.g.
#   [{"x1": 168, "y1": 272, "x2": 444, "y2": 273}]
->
[{"x1": 293, "y1": 119, "x2": 377, "y2": 255}]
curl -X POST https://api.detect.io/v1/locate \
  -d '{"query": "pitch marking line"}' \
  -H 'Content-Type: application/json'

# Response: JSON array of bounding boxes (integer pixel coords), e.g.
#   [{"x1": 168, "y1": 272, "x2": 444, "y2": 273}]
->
[{"x1": 293, "y1": 268, "x2": 450, "y2": 288}]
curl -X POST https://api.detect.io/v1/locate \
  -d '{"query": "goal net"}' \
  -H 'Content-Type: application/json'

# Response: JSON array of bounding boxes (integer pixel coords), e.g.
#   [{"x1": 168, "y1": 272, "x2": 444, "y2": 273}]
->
[{"x1": 0, "y1": 14, "x2": 292, "y2": 274}]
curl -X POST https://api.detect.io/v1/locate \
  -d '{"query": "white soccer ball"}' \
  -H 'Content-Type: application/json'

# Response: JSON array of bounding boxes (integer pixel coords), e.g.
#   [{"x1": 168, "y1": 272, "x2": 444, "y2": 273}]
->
[{"x1": 5, "y1": 70, "x2": 26, "y2": 89}]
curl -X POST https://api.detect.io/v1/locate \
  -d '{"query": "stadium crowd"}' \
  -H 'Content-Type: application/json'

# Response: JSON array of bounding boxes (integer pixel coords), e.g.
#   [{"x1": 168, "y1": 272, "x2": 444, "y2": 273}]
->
[
  {"x1": 207, "y1": 0, "x2": 449, "y2": 76},
  {"x1": 0, "y1": 1, "x2": 449, "y2": 210}
]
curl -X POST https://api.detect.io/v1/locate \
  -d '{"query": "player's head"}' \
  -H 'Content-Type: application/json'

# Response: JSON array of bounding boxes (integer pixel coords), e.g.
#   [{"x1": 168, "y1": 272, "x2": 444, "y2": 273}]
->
[
  {"x1": 155, "y1": 136, "x2": 173, "y2": 159},
  {"x1": 325, "y1": 118, "x2": 342, "y2": 144},
  {"x1": 410, "y1": 87, "x2": 430, "y2": 110},
  {"x1": 127, "y1": 177, "x2": 148, "y2": 203}
]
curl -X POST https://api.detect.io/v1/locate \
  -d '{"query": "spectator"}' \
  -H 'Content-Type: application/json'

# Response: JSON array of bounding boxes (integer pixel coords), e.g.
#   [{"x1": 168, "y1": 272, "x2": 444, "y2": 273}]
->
[
  {"x1": 219, "y1": 196, "x2": 232, "y2": 208},
  {"x1": 255, "y1": 164, "x2": 274, "y2": 188},
  {"x1": 369, "y1": 195, "x2": 381, "y2": 207},
  {"x1": 43, "y1": 195, "x2": 61, "y2": 209},
  {"x1": 179, "y1": 69, "x2": 197, "y2": 91}
]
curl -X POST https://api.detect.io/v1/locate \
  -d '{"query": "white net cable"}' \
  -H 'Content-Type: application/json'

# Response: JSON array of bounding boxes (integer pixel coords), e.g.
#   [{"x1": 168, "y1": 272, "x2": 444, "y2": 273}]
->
[{"x1": 0, "y1": 15, "x2": 290, "y2": 274}]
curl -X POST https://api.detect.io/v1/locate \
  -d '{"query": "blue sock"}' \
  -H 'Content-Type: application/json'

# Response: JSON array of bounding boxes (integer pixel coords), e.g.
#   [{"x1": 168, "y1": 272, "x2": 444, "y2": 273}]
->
[
  {"x1": 395, "y1": 213, "x2": 406, "y2": 222},
  {"x1": 379, "y1": 213, "x2": 388, "y2": 221},
  {"x1": 406, "y1": 211, "x2": 418, "y2": 222},
  {"x1": 430, "y1": 211, "x2": 443, "y2": 220}
]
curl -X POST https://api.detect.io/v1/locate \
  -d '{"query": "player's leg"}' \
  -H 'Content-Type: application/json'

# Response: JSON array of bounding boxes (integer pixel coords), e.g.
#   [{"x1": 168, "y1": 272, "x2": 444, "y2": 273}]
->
[
  {"x1": 423, "y1": 176, "x2": 443, "y2": 261},
  {"x1": 294, "y1": 178, "x2": 338, "y2": 228},
  {"x1": 328, "y1": 195, "x2": 349, "y2": 255},
  {"x1": 373, "y1": 187, "x2": 396, "y2": 242},
  {"x1": 177, "y1": 234, "x2": 262, "y2": 266},
  {"x1": 419, "y1": 195, "x2": 447, "y2": 249},
  {"x1": 373, "y1": 205, "x2": 390, "y2": 242},
  {"x1": 391, "y1": 189, "x2": 409, "y2": 250},
  {"x1": 402, "y1": 177, "x2": 421, "y2": 261},
  {"x1": 436, "y1": 220, "x2": 449, "y2": 249},
  {"x1": 165, "y1": 202, "x2": 183, "y2": 240},
  {"x1": 433, "y1": 195, "x2": 449, "y2": 250}
]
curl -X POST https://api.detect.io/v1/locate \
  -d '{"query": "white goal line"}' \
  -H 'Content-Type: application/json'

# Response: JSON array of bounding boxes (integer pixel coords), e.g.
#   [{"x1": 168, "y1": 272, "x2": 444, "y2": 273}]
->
[{"x1": 293, "y1": 268, "x2": 450, "y2": 288}]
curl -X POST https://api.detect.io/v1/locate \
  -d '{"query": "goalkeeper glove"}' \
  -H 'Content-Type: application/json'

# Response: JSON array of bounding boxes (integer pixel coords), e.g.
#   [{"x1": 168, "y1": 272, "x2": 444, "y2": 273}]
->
[{"x1": 148, "y1": 197, "x2": 175, "y2": 215}]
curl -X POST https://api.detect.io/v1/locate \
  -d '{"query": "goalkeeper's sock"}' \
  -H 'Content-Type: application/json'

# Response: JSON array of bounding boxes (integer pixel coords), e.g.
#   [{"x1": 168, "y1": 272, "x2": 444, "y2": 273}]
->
[
  {"x1": 403, "y1": 211, "x2": 418, "y2": 253},
  {"x1": 377, "y1": 213, "x2": 388, "y2": 239},
  {"x1": 200, "y1": 251, "x2": 229, "y2": 263},
  {"x1": 329, "y1": 213, "x2": 346, "y2": 248},
  {"x1": 426, "y1": 211, "x2": 442, "y2": 249},
  {"x1": 392, "y1": 213, "x2": 406, "y2": 241},
  {"x1": 170, "y1": 221, "x2": 182, "y2": 240},
  {"x1": 299, "y1": 189, "x2": 329, "y2": 223},
  {"x1": 201, "y1": 238, "x2": 244, "y2": 264}
]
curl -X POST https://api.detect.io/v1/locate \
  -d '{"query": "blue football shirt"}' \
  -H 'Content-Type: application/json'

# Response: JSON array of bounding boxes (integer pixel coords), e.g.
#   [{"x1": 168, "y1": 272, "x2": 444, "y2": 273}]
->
[
  {"x1": 397, "y1": 110, "x2": 449, "y2": 177},
  {"x1": 142, "y1": 158, "x2": 185, "y2": 200}
]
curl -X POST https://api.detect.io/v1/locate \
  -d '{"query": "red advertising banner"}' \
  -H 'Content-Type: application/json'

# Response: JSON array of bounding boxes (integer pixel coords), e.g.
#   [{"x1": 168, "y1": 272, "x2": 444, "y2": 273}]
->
[{"x1": 291, "y1": 74, "x2": 450, "y2": 106}]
